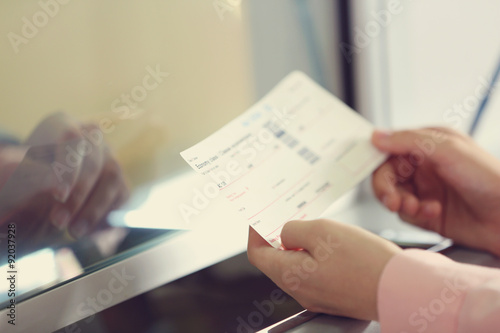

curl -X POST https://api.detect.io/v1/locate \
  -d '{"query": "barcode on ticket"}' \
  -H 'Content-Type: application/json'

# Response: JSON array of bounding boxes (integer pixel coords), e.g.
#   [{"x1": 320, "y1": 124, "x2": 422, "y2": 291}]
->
[
  {"x1": 264, "y1": 122, "x2": 299, "y2": 149},
  {"x1": 298, "y1": 147, "x2": 320, "y2": 164}
]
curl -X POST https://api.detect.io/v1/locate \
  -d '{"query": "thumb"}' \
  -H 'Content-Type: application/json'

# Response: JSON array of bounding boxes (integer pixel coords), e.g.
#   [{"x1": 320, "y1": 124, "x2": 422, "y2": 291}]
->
[
  {"x1": 281, "y1": 220, "x2": 318, "y2": 251},
  {"x1": 371, "y1": 129, "x2": 445, "y2": 160}
]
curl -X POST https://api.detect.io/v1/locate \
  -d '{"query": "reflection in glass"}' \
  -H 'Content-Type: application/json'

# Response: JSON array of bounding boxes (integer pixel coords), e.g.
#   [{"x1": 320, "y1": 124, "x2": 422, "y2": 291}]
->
[
  {"x1": 0, "y1": 112, "x2": 129, "y2": 244},
  {"x1": 1, "y1": 0, "x2": 253, "y2": 306}
]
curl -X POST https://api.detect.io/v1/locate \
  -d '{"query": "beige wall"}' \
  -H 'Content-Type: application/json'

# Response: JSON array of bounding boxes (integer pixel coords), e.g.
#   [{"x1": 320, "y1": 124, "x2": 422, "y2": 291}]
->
[{"x1": 0, "y1": 0, "x2": 254, "y2": 187}]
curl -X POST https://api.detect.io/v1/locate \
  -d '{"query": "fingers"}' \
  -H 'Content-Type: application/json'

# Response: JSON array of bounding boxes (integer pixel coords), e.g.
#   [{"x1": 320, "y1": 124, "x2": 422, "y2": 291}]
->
[
  {"x1": 68, "y1": 160, "x2": 124, "y2": 238},
  {"x1": 8, "y1": 113, "x2": 128, "y2": 240},
  {"x1": 371, "y1": 128, "x2": 450, "y2": 232},
  {"x1": 247, "y1": 226, "x2": 308, "y2": 280},
  {"x1": 55, "y1": 144, "x2": 129, "y2": 239},
  {"x1": 398, "y1": 199, "x2": 443, "y2": 233},
  {"x1": 374, "y1": 163, "x2": 444, "y2": 232},
  {"x1": 372, "y1": 156, "x2": 421, "y2": 214},
  {"x1": 52, "y1": 130, "x2": 84, "y2": 202},
  {"x1": 249, "y1": 219, "x2": 339, "y2": 256},
  {"x1": 47, "y1": 119, "x2": 127, "y2": 237},
  {"x1": 396, "y1": 192, "x2": 417, "y2": 217},
  {"x1": 26, "y1": 113, "x2": 85, "y2": 201},
  {"x1": 372, "y1": 129, "x2": 432, "y2": 155},
  {"x1": 371, "y1": 128, "x2": 460, "y2": 167},
  {"x1": 50, "y1": 140, "x2": 104, "y2": 231},
  {"x1": 375, "y1": 177, "x2": 432, "y2": 222},
  {"x1": 280, "y1": 220, "x2": 320, "y2": 251},
  {"x1": 372, "y1": 158, "x2": 399, "y2": 211}
]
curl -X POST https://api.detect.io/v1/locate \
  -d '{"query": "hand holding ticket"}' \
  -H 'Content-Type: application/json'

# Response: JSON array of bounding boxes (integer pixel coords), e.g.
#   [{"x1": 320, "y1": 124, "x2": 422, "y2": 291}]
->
[{"x1": 181, "y1": 71, "x2": 386, "y2": 248}]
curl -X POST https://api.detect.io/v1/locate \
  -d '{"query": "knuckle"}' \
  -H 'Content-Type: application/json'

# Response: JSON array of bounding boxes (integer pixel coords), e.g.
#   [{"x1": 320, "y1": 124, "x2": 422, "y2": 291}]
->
[
  {"x1": 103, "y1": 159, "x2": 121, "y2": 178},
  {"x1": 62, "y1": 127, "x2": 83, "y2": 142},
  {"x1": 247, "y1": 252, "x2": 257, "y2": 267}
]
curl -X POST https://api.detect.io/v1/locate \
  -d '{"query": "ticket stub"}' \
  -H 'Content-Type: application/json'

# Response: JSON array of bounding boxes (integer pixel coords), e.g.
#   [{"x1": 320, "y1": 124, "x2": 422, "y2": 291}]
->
[{"x1": 180, "y1": 71, "x2": 386, "y2": 248}]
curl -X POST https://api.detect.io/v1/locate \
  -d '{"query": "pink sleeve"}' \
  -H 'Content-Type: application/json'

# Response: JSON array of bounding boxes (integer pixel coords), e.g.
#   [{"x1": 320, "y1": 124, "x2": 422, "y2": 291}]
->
[{"x1": 377, "y1": 249, "x2": 500, "y2": 333}]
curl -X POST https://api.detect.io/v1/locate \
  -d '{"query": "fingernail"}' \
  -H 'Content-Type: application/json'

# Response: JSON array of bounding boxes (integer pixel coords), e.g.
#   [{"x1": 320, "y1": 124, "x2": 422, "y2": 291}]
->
[
  {"x1": 71, "y1": 221, "x2": 88, "y2": 238},
  {"x1": 54, "y1": 184, "x2": 70, "y2": 202},
  {"x1": 373, "y1": 130, "x2": 392, "y2": 141},
  {"x1": 52, "y1": 208, "x2": 70, "y2": 229}
]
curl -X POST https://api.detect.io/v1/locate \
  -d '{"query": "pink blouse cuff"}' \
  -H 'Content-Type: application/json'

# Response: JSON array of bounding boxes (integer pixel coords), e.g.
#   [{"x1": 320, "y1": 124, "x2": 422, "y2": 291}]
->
[{"x1": 377, "y1": 249, "x2": 500, "y2": 333}]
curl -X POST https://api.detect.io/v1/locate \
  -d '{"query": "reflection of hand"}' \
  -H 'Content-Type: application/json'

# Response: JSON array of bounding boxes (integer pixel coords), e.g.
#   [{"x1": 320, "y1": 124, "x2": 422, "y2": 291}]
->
[
  {"x1": 247, "y1": 220, "x2": 401, "y2": 320},
  {"x1": 372, "y1": 128, "x2": 500, "y2": 256},
  {"x1": 0, "y1": 112, "x2": 129, "y2": 240}
]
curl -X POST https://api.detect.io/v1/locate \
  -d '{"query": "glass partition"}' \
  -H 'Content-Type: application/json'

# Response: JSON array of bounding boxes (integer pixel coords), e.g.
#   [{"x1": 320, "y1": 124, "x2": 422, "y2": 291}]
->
[{"x1": 0, "y1": 0, "x2": 343, "y2": 307}]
